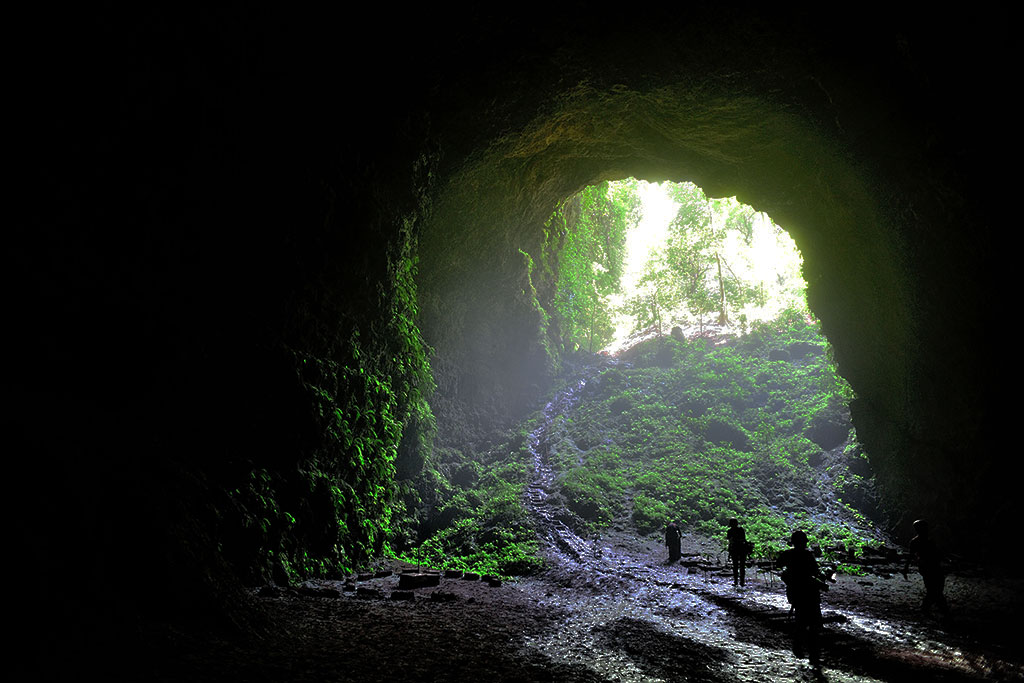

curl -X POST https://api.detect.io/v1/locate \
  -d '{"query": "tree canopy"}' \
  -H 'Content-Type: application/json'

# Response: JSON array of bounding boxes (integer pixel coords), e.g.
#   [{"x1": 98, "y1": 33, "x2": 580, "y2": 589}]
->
[{"x1": 625, "y1": 182, "x2": 805, "y2": 338}]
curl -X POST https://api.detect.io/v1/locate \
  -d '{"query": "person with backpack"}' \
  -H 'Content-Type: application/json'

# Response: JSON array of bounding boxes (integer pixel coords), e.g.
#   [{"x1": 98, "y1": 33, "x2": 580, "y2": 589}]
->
[
  {"x1": 726, "y1": 518, "x2": 750, "y2": 586},
  {"x1": 778, "y1": 529, "x2": 826, "y2": 660}
]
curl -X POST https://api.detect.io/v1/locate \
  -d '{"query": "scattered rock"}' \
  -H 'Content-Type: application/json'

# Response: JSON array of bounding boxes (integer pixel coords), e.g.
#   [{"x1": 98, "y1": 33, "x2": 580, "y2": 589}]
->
[
  {"x1": 399, "y1": 572, "x2": 441, "y2": 589},
  {"x1": 787, "y1": 341, "x2": 823, "y2": 358},
  {"x1": 299, "y1": 584, "x2": 340, "y2": 598}
]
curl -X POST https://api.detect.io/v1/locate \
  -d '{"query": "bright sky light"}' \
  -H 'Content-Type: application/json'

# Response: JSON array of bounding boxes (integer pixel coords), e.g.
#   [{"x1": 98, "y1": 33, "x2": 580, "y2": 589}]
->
[{"x1": 621, "y1": 181, "x2": 676, "y2": 292}]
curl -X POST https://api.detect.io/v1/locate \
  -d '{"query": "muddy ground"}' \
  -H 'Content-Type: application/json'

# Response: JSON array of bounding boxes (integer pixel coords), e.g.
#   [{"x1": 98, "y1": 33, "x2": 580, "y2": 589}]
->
[
  {"x1": 134, "y1": 529, "x2": 1021, "y2": 683},
  {"x1": 125, "y1": 364, "x2": 1022, "y2": 682}
]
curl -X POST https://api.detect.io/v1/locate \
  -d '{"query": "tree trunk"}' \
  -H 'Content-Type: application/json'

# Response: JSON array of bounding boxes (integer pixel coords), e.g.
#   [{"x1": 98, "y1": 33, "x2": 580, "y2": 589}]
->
[{"x1": 716, "y1": 252, "x2": 728, "y2": 325}]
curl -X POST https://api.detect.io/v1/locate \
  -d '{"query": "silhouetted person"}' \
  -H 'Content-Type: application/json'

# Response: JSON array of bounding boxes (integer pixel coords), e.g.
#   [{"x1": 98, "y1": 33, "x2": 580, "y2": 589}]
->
[
  {"x1": 778, "y1": 530, "x2": 825, "y2": 661},
  {"x1": 726, "y1": 518, "x2": 749, "y2": 586},
  {"x1": 902, "y1": 519, "x2": 949, "y2": 615},
  {"x1": 665, "y1": 521, "x2": 682, "y2": 562}
]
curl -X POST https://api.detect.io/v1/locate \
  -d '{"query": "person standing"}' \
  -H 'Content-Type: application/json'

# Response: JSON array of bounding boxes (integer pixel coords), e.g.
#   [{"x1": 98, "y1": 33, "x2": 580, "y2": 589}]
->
[
  {"x1": 778, "y1": 529, "x2": 825, "y2": 661},
  {"x1": 726, "y1": 518, "x2": 749, "y2": 586},
  {"x1": 665, "y1": 521, "x2": 682, "y2": 562},
  {"x1": 902, "y1": 519, "x2": 949, "y2": 614}
]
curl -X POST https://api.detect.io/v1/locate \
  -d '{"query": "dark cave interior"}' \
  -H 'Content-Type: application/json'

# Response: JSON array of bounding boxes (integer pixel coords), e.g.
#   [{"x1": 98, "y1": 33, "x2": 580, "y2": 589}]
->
[{"x1": 12, "y1": 4, "x2": 1015, "y2": 673}]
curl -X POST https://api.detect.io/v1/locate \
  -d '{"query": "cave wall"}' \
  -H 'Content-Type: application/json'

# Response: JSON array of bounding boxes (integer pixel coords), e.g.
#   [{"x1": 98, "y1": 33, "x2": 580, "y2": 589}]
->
[
  {"x1": 12, "y1": 5, "x2": 1014, "y2": 669},
  {"x1": 415, "y1": 9, "x2": 1009, "y2": 549}
]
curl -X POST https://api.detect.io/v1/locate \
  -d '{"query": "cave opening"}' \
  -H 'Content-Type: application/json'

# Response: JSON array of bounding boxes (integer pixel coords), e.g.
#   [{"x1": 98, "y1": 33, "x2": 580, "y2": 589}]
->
[
  {"x1": 554, "y1": 177, "x2": 809, "y2": 353},
  {"x1": 409, "y1": 167, "x2": 875, "y2": 582}
]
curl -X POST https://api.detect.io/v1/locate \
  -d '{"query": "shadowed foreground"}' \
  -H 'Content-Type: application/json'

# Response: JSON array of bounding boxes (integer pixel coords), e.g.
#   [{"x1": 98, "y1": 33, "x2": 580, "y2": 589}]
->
[{"x1": 136, "y1": 535, "x2": 1021, "y2": 683}]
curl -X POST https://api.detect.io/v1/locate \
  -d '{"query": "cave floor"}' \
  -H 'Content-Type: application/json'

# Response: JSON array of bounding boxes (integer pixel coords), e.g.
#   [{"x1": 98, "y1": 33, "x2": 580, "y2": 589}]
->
[{"x1": 141, "y1": 531, "x2": 1021, "y2": 682}]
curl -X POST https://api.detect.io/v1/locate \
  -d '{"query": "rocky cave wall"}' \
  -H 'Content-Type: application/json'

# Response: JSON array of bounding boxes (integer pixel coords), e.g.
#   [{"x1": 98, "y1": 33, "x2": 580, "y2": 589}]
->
[
  {"x1": 13, "y1": 6, "x2": 1013, "y2": 661},
  {"x1": 416, "y1": 9, "x2": 1009, "y2": 551}
]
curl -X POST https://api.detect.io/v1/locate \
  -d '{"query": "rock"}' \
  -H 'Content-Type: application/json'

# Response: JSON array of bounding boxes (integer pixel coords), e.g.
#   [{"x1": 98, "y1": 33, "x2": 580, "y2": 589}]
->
[
  {"x1": 299, "y1": 585, "x2": 340, "y2": 598},
  {"x1": 807, "y1": 409, "x2": 849, "y2": 450},
  {"x1": 787, "y1": 341, "x2": 822, "y2": 358},
  {"x1": 462, "y1": 572, "x2": 480, "y2": 581},
  {"x1": 610, "y1": 397, "x2": 632, "y2": 414},
  {"x1": 390, "y1": 591, "x2": 415, "y2": 601},
  {"x1": 769, "y1": 349, "x2": 791, "y2": 361},
  {"x1": 429, "y1": 591, "x2": 458, "y2": 602},
  {"x1": 484, "y1": 575, "x2": 502, "y2": 587},
  {"x1": 444, "y1": 570, "x2": 464, "y2": 579},
  {"x1": 356, "y1": 587, "x2": 382, "y2": 599},
  {"x1": 271, "y1": 560, "x2": 290, "y2": 587},
  {"x1": 398, "y1": 572, "x2": 441, "y2": 589},
  {"x1": 702, "y1": 419, "x2": 750, "y2": 450}
]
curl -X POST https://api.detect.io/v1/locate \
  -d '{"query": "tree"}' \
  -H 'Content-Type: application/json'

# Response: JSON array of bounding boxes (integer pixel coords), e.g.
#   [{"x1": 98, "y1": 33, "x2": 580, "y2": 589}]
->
[
  {"x1": 551, "y1": 180, "x2": 640, "y2": 351},
  {"x1": 662, "y1": 184, "x2": 760, "y2": 329},
  {"x1": 623, "y1": 251, "x2": 683, "y2": 337}
]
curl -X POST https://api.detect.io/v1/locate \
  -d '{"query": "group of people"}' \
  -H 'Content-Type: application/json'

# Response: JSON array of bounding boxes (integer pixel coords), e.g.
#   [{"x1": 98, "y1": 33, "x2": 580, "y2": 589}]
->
[{"x1": 663, "y1": 516, "x2": 948, "y2": 642}]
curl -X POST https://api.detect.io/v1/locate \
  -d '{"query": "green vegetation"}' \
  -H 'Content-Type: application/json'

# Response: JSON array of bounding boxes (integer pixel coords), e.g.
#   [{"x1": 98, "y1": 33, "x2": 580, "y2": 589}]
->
[
  {"x1": 402, "y1": 181, "x2": 881, "y2": 578},
  {"x1": 226, "y1": 253, "x2": 437, "y2": 583},
  {"x1": 407, "y1": 310, "x2": 882, "y2": 577},
  {"x1": 546, "y1": 181, "x2": 640, "y2": 352},
  {"x1": 553, "y1": 311, "x2": 879, "y2": 560},
  {"x1": 398, "y1": 438, "x2": 544, "y2": 577}
]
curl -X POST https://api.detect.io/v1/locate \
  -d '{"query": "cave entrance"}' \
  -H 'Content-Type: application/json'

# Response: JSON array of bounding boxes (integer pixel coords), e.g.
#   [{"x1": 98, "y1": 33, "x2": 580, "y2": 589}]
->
[
  {"x1": 548, "y1": 177, "x2": 808, "y2": 355},
  {"x1": 415, "y1": 166, "x2": 874, "y2": 579}
]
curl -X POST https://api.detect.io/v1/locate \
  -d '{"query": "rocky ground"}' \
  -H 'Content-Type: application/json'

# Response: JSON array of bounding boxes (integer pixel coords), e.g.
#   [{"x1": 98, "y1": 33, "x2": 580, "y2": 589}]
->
[
  {"x1": 130, "y1": 359, "x2": 1021, "y2": 682},
  {"x1": 135, "y1": 529, "x2": 1021, "y2": 682}
]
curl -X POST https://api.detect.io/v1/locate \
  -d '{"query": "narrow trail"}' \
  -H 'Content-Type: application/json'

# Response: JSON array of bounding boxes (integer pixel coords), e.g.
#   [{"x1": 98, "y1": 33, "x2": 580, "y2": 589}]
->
[{"x1": 514, "y1": 359, "x2": 1023, "y2": 683}]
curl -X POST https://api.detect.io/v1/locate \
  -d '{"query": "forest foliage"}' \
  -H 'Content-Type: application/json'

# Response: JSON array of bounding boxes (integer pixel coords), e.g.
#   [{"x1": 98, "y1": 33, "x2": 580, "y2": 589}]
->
[
  {"x1": 545, "y1": 181, "x2": 640, "y2": 352},
  {"x1": 620, "y1": 181, "x2": 806, "y2": 339}
]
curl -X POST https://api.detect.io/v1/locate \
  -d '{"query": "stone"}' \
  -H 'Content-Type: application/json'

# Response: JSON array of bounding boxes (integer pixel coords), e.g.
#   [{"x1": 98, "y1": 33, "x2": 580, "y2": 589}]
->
[{"x1": 398, "y1": 572, "x2": 441, "y2": 589}]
